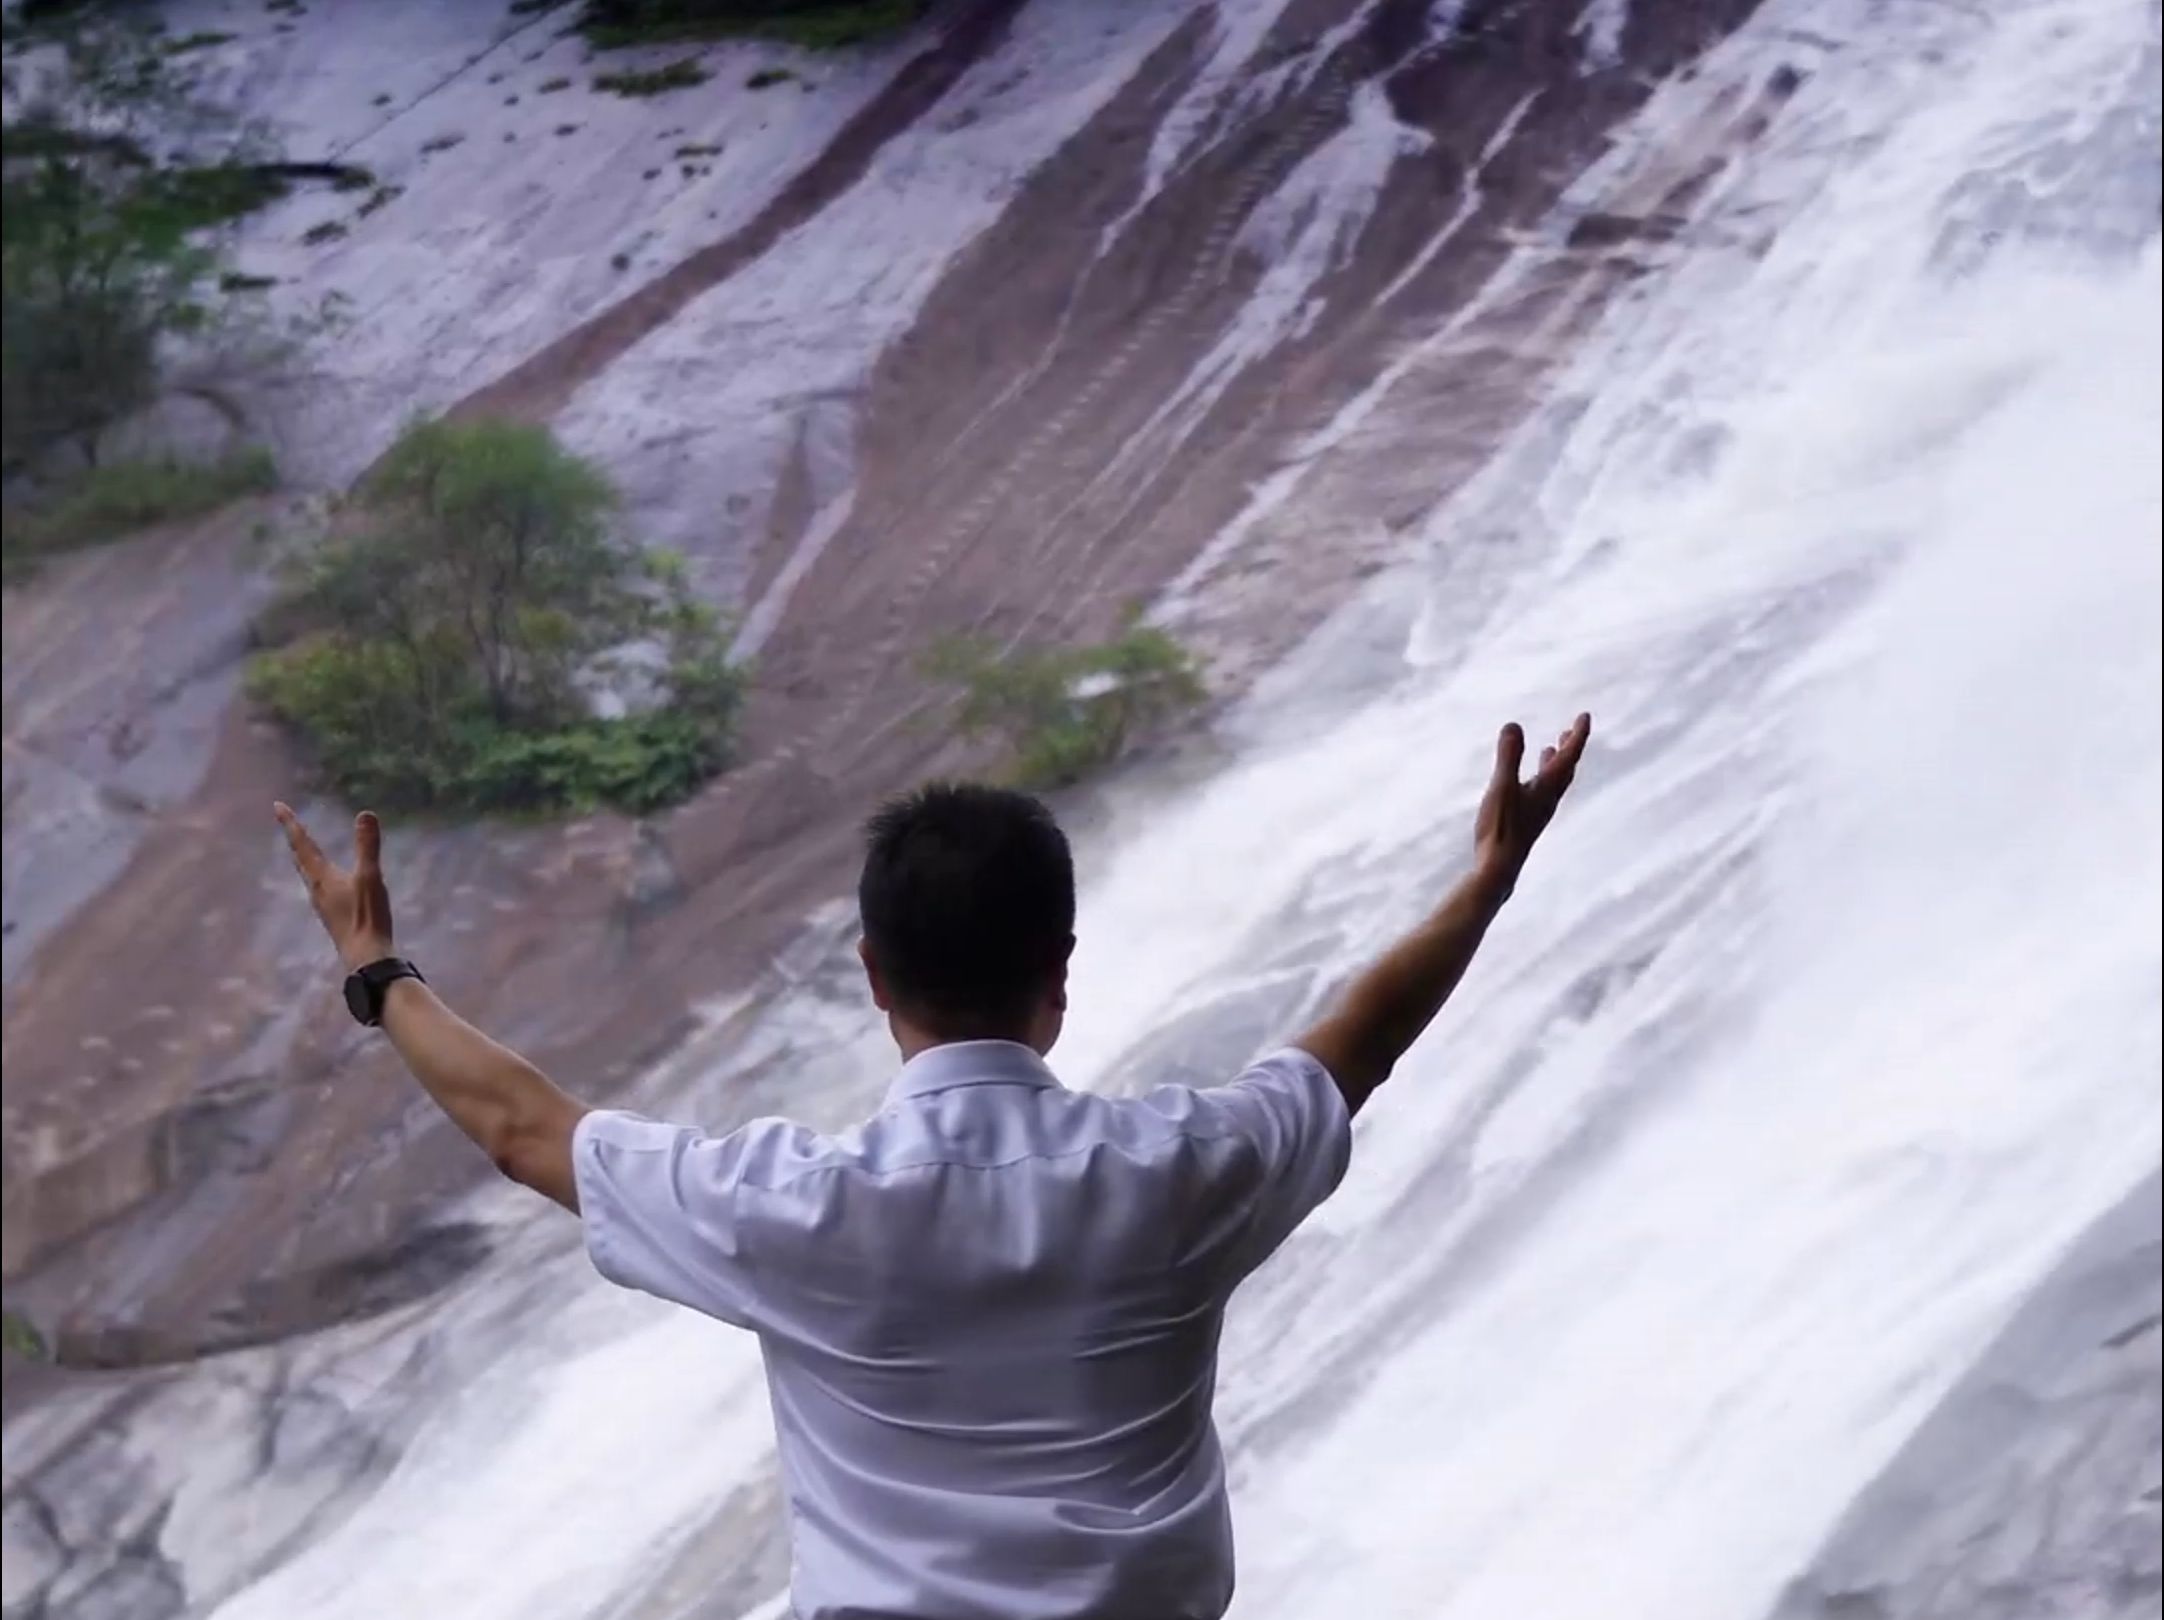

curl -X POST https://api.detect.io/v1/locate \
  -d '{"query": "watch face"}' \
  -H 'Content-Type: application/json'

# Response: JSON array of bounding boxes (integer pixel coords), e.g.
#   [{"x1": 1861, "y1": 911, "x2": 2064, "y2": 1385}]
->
[{"x1": 344, "y1": 973, "x2": 374, "y2": 1024}]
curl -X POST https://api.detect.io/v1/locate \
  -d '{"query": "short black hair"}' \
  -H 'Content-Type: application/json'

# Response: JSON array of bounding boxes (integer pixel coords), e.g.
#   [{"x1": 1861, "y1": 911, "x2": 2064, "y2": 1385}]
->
[{"x1": 859, "y1": 782, "x2": 1075, "y2": 1032}]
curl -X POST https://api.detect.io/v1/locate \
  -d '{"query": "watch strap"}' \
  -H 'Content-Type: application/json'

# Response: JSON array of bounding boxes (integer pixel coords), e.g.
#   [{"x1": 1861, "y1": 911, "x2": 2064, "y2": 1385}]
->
[{"x1": 346, "y1": 957, "x2": 424, "y2": 1026}]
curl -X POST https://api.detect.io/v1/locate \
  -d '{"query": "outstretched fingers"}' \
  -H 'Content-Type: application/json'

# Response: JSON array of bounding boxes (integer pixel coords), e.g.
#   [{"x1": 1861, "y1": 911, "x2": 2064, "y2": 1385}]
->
[
  {"x1": 1493, "y1": 722, "x2": 1527, "y2": 788},
  {"x1": 354, "y1": 810, "x2": 382, "y2": 876},
  {"x1": 273, "y1": 801, "x2": 332, "y2": 885},
  {"x1": 1537, "y1": 713, "x2": 1593, "y2": 796},
  {"x1": 1561, "y1": 712, "x2": 1592, "y2": 765}
]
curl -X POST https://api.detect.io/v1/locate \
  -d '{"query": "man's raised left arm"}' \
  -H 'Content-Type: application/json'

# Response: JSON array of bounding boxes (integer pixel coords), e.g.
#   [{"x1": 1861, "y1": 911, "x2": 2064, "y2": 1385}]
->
[{"x1": 275, "y1": 804, "x2": 588, "y2": 1210}]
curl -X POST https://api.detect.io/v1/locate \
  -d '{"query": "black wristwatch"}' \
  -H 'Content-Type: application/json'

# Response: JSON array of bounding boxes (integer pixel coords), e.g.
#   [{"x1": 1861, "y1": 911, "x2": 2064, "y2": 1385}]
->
[{"x1": 344, "y1": 957, "x2": 425, "y2": 1026}]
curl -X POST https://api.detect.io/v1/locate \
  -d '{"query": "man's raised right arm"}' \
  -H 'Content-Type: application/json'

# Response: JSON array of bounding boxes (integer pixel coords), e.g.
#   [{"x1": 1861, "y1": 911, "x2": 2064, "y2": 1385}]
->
[{"x1": 1296, "y1": 714, "x2": 1590, "y2": 1116}]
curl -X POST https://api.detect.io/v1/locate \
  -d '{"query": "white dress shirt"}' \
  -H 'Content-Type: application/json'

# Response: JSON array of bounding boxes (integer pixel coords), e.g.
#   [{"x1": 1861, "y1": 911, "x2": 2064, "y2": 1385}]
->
[{"x1": 573, "y1": 1041, "x2": 1352, "y2": 1620}]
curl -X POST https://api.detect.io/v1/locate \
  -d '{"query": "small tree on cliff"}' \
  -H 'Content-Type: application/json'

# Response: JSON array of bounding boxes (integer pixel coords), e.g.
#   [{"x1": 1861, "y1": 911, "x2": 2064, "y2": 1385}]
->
[
  {"x1": 0, "y1": 15, "x2": 286, "y2": 475},
  {"x1": 252, "y1": 419, "x2": 742, "y2": 815},
  {"x1": 923, "y1": 617, "x2": 1205, "y2": 790}
]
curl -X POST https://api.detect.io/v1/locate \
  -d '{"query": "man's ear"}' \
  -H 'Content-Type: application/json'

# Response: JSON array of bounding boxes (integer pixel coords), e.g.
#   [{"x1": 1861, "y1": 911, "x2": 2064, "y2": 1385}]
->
[
  {"x1": 857, "y1": 937, "x2": 891, "y2": 1012},
  {"x1": 1051, "y1": 933, "x2": 1075, "y2": 1012}
]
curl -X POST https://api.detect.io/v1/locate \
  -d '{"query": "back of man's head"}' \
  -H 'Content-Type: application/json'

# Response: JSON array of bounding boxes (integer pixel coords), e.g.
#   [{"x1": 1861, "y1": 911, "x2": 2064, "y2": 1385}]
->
[{"x1": 858, "y1": 783, "x2": 1076, "y2": 1040}]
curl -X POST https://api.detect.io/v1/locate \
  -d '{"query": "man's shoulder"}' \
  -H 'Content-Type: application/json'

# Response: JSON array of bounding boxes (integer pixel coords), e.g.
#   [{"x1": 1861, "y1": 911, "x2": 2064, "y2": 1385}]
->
[
  {"x1": 578, "y1": 1107, "x2": 839, "y2": 1188},
  {"x1": 1101, "y1": 1049, "x2": 1345, "y2": 1135}
]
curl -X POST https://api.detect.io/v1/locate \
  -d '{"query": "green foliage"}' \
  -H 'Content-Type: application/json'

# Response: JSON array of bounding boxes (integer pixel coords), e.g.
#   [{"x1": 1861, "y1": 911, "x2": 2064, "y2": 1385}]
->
[
  {"x1": 922, "y1": 620, "x2": 1205, "y2": 789},
  {"x1": 593, "y1": 57, "x2": 711, "y2": 96},
  {"x1": 3, "y1": 144, "x2": 213, "y2": 469},
  {"x1": 0, "y1": 123, "x2": 147, "y2": 165},
  {"x1": 249, "y1": 635, "x2": 460, "y2": 807},
  {"x1": 753, "y1": 0, "x2": 919, "y2": 49},
  {"x1": 152, "y1": 161, "x2": 291, "y2": 225},
  {"x1": 0, "y1": 17, "x2": 289, "y2": 474},
  {"x1": 251, "y1": 419, "x2": 743, "y2": 816},
  {"x1": 453, "y1": 704, "x2": 730, "y2": 815},
  {"x1": 577, "y1": 0, "x2": 926, "y2": 51},
  {"x1": 1, "y1": 1309, "x2": 48, "y2": 1363},
  {"x1": 2, "y1": 447, "x2": 277, "y2": 568}
]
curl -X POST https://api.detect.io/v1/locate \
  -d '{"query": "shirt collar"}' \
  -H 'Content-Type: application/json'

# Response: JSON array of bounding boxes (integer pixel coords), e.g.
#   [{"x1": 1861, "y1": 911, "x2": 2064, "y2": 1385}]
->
[{"x1": 885, "y1": 1040, "x2": 1062, "y2": 1106}]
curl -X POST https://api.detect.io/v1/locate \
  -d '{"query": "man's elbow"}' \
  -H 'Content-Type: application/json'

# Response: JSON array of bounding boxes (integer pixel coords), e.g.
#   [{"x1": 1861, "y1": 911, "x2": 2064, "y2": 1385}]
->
[
  {"x1": 482, "y1": 1113, "x2": 580, "y2": 1210},
  {"x1": 485, "y1": 1128, "x2": 537, "y2": 1186}
]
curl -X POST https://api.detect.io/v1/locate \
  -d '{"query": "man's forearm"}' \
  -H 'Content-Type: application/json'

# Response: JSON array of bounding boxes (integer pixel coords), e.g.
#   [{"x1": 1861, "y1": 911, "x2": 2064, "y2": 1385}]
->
[
  {"x1": 378, "y1": 978, "x2": 588, "y2": 1210},
  {"x1": 1297, "y1": 857, "x2": 1516, "y2": 1115}
]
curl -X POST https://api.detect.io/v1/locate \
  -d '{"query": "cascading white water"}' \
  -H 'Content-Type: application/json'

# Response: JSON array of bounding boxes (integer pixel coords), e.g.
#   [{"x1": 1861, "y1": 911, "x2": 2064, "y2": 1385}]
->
[
  {"x1": 1094, "y1": 3, "x2": 2164, "y2": 1614},
  {"x1": 140, "y1": 0, "x2": 2160, "y2": 1616}
]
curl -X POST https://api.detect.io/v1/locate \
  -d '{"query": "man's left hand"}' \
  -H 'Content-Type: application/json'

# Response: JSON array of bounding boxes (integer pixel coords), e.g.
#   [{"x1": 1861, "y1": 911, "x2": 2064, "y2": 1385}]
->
[{"x1": 275, "y1": 803, "x2": 397, "y2": 971}]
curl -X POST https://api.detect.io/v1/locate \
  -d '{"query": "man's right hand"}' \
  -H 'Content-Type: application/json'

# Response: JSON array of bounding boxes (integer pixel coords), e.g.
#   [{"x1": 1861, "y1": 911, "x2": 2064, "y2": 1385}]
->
[{"x1": 1473, "y1": 713, "x2": 1591, "y2": 891}]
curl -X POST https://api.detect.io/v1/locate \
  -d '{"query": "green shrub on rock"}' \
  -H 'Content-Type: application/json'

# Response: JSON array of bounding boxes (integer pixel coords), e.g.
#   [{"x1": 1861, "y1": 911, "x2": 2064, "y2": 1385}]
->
[
  {"x1": 2, "y1": 445, "x2": 275, "y2": 561},
  {"x1": 251, "y1": 419, "x2": 743, "y2": 817},
  {"x1": 923, "y1": 619, "x2": 1205, "y2": 790}
]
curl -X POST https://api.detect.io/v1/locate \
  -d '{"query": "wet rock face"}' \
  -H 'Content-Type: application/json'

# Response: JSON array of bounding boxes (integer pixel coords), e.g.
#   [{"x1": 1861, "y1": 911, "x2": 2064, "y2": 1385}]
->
[
  {"x1": 1, "y1": 1493, "x2": 68, "y2": 1616},
  {"x1": 2, "y1": 1430, "x2": 186, "y2": 1620},
  {"x1": 1771, "y1": 1173, "x2": 2164, "y2": 1620},
  {"x1": 1, "y1": 0, "x2": 1763, "y2": 1366},
  {"x1": 1, "y1": 513, "x2": 276, "y2": 991}
]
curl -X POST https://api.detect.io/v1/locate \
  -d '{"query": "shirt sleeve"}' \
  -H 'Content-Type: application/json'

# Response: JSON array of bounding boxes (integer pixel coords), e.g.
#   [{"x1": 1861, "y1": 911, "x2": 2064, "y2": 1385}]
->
[
  {"x1": 573, "y1": 1109, "x2": 774, "y2": 1329},
  {"x1": 1155, "y1": 1046, "x2": 1353, "y2": 1280}
]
